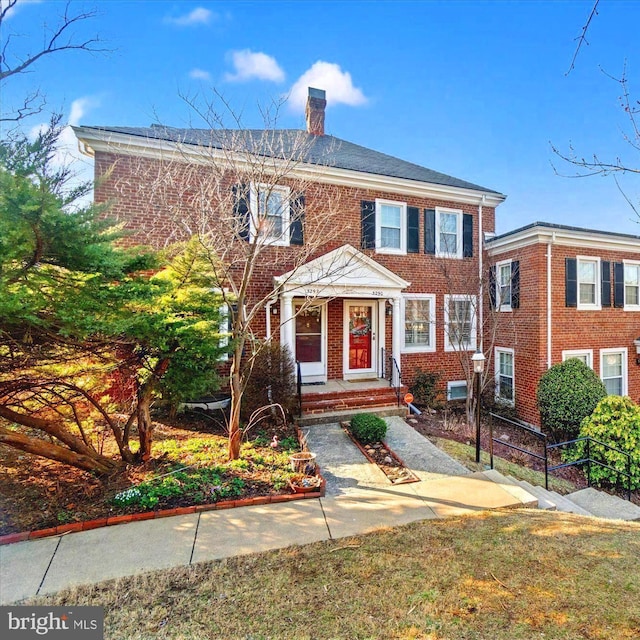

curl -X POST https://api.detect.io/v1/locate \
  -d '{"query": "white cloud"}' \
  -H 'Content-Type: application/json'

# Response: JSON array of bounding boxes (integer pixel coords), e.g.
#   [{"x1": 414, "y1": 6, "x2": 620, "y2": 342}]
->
[
  {"x1": 189, "y1": 68, "x2": 212, "y2": 81},
  {"x1": 164, "y1": 7, "x2": 215, "y2": 27},
  {"x1": 224, "y1": 49, "x2": 285, "y2": 83},
  {"x1": 288, "y1": 61, "x2": 367, "y2": 113},
  {"x1": 0, "y1": 0, "x2": 43, "y2": 20}
]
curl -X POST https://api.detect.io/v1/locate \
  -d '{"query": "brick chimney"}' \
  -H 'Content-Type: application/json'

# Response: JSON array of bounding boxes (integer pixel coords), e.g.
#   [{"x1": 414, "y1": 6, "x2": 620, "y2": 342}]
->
[{"x1": 305, "y1": 87, "x2": 326, "y2": 136}]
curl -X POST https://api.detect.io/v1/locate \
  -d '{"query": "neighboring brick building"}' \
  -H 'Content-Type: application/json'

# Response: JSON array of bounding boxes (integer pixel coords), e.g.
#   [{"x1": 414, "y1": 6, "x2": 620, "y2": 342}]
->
[
  {"x1": 73, "y1": 88, "x2": 505, "y2": 408},
  {"x1": 486, "y1": 222, "x2": 640, "y2": 426}
]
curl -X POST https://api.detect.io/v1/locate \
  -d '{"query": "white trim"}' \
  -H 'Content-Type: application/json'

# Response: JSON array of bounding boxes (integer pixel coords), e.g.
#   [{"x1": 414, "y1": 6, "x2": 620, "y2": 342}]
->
[
  {"x1": 375, "y1": 198, "x2": 407, "y2": 255},
  {"x1": 447, "y1": 380, "x2": 468, "y2": 401},
  {"x1": 496, "y1": 259, "x2": 513, "y2": 312},
  {"x1": 435, "y1": 207, "x2": 463, "y2": 259},
  {"x1": 343, "y1": 300, "x2": 378, "y2": 379},
  {"x1": 576, "y1": 256, "x2": 601, "y2": 311},
  {"x1": 293, "y1": 300, "x2": 327, "y2": 383},
  {"x1": 494, "y1": 347, "x2": 515, "y2": 406},
  {"x1": 623, "y1": 260, "x2": 640, "y2": 311},
  {"x1": 562, "y1": 349, "x2": 593, "y2": 369},
  {"x1": 72, "y1": 126, "x2": 506, "y2": 207},
  {"x1": 401, "y1": 294, "x2": 436, "y2": 353},
  {"x1": 444, "y1": 294, "x2": 477, "y2": 352},
  {"x1": 600, "y1": 348, "x2": 628, "y2": 396},
  {"x1": 487, "y1": 224, "x2": 640, "y2": 256}
]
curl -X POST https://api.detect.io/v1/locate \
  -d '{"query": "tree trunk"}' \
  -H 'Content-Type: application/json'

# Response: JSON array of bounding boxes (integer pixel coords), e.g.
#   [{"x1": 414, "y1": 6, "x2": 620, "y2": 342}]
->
[
  {"x1": 136, "y1": 384, "x2": 154, "y2": 462},
  {"x1": 0, "y1": 425, "x2": 119, "y2": 474},
  {"x1": 227, "y1": 370, "x2": 243, "y2": 460}
]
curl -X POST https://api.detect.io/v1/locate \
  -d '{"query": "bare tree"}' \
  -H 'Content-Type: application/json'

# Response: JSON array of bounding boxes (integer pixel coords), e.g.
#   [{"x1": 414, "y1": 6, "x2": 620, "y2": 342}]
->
[
  {"x1": 90, "y1": 94, "x2": 360, "y2": 459},
  {"x1": 0, "y1": 0, "x2": 107, "y2": 122}
]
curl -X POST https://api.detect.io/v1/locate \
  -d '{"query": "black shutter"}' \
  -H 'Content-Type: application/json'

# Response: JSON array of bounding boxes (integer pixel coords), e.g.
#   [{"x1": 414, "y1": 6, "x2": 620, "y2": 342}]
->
[
  {"x1": 424, "y1": 209, "x2": 435, "y2": 254},
  {"x1": 489, "y1": 265, "x2": 497, "y2": 309},
  {"x1": 233, "y1": 184, "x2": 250, "y2": 242},
  {"x1": 407, "y1": 206, "x2": 419, "y2": 253},
  {"x1": 601, "y1": 260, "x2": 611, "y2": 307},
  {"x1": 463, "y1": 214, "x2": 473, "y2": 258},
  {"x1": 511, "y1": 260, "x2": 520, "y2": 309},
  {"x1": 565, "y1": 258, "x2": 577, "y2": 307},
  {"x1": 289, "y1": 194, "x2": 305, "y2": 246},
  {"x1": 361, "y1": 200, "x2": 376, "y2": 250},
  {"x1": 614, "y1": 262, "x2": 624, "y2": 308}
]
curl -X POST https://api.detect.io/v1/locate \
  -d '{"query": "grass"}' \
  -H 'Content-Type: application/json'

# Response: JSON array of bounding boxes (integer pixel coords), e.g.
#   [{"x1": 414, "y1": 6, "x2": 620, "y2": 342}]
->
[
  {"x1": 26, "y1": 510, "x2": 640, "y2": 639},
  {"x1": 430, "y1": 436, "x2": 579, "y2": 494}
]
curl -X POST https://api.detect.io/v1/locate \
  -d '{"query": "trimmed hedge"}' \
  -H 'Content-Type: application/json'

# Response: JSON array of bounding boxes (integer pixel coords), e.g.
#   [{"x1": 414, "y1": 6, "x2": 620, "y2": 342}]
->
[{"x1": 350, "y1": 413, "x2": 387, "y2": 444}]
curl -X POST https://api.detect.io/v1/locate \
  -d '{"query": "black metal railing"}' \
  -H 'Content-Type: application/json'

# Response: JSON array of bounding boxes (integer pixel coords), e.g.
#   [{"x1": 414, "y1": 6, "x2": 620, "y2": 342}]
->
[
  {"x1": 547, "y1": 437, "x2": 632, "y2": 500},
  {"x1": 296, "y1": 360, "x2": 302, "y2": 417},
  {"x1": 489, "y1": 412, "x2": 549, "y2": 488},
  {"x1": 388, "y1": 354, "x2": 402, "y2": 406}
]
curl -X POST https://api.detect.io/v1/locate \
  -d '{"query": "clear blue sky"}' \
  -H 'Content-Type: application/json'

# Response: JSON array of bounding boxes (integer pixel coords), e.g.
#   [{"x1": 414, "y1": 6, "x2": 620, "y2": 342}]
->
[{"x1": 3, "y1": 0, "x2": 640, "y2": 235}]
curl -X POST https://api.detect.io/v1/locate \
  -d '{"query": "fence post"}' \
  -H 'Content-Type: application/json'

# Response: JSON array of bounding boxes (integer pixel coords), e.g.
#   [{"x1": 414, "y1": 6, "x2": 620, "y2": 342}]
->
[
  {"x1": 586, "y1": 438, "x2": 591, "y2": 488},
  {"x1": 489, "y1": 412, "x2": 494, "y2": 469},
  {"x1": 544, "y1": 434, "x2": 548, "y2": 491}
]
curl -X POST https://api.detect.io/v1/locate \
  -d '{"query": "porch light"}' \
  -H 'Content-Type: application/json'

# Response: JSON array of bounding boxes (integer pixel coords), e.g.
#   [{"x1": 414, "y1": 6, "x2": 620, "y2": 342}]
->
[
  {"x1": 634, "y1": 337, "x2": 640, "y2": 365},
  {"x1": 471, "y1": 350, "x2": 486, "y2": 463},
  {"x1": 386, "y1": 303, "x2": 393, "y2": 317},
  {"x1": 471, "y1": 350, "x2": 486, "y2": 374}
]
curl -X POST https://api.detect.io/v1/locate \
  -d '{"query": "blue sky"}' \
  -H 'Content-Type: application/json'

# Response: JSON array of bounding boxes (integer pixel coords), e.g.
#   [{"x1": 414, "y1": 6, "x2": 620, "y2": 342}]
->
[{"x1": 2, "y1": 0, "x2": 640, "y2": 235}]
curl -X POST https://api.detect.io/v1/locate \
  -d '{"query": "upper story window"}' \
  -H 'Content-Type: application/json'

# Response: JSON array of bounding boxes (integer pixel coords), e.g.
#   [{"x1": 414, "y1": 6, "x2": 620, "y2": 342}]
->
[
  {"x1": 436, "y1": 209, "x2": 462, "y2": 258},
  {"x1": 234, "y1": 183, "x2": 305, "y2": 247},
  {"x1": 444, "y1": 294, "x2": 477, "y2": 352},
  {"x1": 624, "y1": 261, "x2": 640, "y2": 309},
  {"x1": 402, "y1": 294, "x2": 436, "y2": 353},
  {"x1": 565, "y1": 257, "x2": 601, "y2": 310},
  {"x1": 490, "y1": 259, "x2": 521, "y2": 311},
  {"x1": 376, "y1": 200, "x2": 407, "y2": 254}
]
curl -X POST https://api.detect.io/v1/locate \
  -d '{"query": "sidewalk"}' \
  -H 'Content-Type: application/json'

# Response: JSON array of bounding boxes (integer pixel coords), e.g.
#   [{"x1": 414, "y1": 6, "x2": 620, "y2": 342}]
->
[{"x1": 0, "y1": 416, "x2": 533, "y2": 605}]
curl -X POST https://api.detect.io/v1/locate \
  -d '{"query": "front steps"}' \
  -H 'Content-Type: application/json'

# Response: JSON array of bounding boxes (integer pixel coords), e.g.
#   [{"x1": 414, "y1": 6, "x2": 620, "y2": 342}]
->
[
  {"x1": 483, "y1": 469, "x2": 640, "y2": 521},
  {"x1": 298, "y1": 382, "x2": 407, "y2": 426}
]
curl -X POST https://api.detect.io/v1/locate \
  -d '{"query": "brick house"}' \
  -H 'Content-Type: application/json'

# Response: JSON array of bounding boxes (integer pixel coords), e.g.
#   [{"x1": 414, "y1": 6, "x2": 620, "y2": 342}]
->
[
  {"x1": 73, "y1": 88, "x2": 505, "y2": 415},
  {"x1": 486, "y1": 222, "x2": 640, "y2": 426}
]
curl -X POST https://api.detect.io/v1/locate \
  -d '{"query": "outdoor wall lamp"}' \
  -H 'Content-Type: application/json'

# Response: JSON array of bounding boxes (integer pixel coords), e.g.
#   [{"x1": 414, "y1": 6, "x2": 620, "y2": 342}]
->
[
  {"x1": 634, "y1": 337, "x2": 640, "y2": 365},
  {"x1": 386, "y1": 304, "x2": 393, "y2": 317},
  {"x1": 471, "y1": 350, "x2": 486, "y2": 462}
]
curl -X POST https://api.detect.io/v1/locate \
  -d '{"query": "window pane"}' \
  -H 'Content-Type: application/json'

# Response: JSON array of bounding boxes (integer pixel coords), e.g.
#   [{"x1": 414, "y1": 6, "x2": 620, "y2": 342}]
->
[
  {"x1": 449, "y1": 300, "x2": 472, "y2": 346},
  {"x1": 439, "y1": 212, "x2": 458, "y2": 254},
  {"x1": 602, "y1": 353, "x2": 622, "y2": 378},
  {"x1": 405, "y1": 299, "x2": 430, "y2": 346},
  {"x1": 381, "y1": 227, "x2": 401, "y2": 248},
  {"x1": 448, "y1": 383, "x2": 467, "y2": 400},
  {"x1": 579, "y1": 283, "x2": 595, "y2": 304},
  {"x1": 625, "y1": 265, "x2": 639, "y2": 305},
  {"x1": 499, "y1": 375, "x2": 513, "y2": 401},
  {"x1": 380, "y1": 204, "x2": 401, "y2": 228},
  {"x1": 499, "y1": 351, "x2": 513, "y2": 377},
  {"x1": 258, "y1": 188, "x2": 285, "y2": 238},
  {"x1": 604, "y1": 377, "x2": 622, "y2": 395},
  {"x1": 579, "y1": 261, "x2": 596, "y2": 283}
]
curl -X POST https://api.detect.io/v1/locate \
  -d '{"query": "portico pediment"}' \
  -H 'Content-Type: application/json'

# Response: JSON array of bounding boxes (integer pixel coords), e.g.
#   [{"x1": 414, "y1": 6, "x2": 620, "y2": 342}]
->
[{"x1": 274, "y1": 244, "x2": 410, "y2": 298}]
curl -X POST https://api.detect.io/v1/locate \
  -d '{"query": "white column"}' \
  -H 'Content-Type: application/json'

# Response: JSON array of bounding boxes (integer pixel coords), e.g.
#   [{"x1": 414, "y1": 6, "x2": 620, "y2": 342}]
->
[
  {"x1": 392, "y1": 296, "x2": 402, "y2": 385},
  {"x1": 377, "y1": 298, "x2": 386, "y2": 375},
  {"x1": 280, "y1": 294, "x2": 295, "y2": 357}
]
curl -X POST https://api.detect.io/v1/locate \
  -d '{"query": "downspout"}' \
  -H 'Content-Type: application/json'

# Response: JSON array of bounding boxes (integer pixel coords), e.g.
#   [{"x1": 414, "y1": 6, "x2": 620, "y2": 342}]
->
[
  {"x1": 478, "y1": 195, "x2": 485, "y2": 351},
  {"x1": 265, "y1": 296, "x2": 278, "y2": 340},
  {"x1": 546, "y1": 234, "x2": 555, "y2": 369}
]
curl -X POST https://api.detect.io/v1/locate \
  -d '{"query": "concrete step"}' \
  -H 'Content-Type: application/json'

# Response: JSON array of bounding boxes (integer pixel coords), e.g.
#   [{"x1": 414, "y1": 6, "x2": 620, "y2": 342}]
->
[
  {"x1": 297, "y1": 406, "x2": 407, "y2": 427},
  {"x1": 567, "y1": 488, "x2": 640, "y2": 521},
  {"x1": 544, "y1": 490, "x2": 593, "y2": 516},
  {"x1": 515, "y1": 480, "x2": 557, "y2": 511},
  {"x1": 302, "y1": 395, "x2": 401, "y2": 413},
  {"x1": 480, "y1": 469, "x2": 538, "y2": 508}
]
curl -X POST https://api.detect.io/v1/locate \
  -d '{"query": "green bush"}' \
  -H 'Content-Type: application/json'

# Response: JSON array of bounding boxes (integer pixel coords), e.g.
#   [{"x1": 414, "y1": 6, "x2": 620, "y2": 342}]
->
[
  {"x1": 409, "y1": 368, "x2": 439, "y2": 408},
  {"x1": 350, "y1": 413, "x2": 387, "y2": 444},
  {"x1": 566, "y1": 396, "x2": 640, "y2": 490},
  {"x1": 536, "y1": 359, "x2": 607, "y2": 442}
]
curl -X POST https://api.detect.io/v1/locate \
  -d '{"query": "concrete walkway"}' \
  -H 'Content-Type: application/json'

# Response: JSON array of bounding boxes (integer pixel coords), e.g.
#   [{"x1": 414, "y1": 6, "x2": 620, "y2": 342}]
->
[{"x1": 0, "y1": 416, "x2": 532, "y2": 605}]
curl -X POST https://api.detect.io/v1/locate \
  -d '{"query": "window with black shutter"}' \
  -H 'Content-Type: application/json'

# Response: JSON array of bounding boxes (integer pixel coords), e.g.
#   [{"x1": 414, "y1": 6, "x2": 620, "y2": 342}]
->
[
  {"x1": 407, "y1": 206, "x2": 420, "y2": 253},
  {"x1": 361, "y1": 200, "x2": 376, "y2": 250},
  {"x1": 289, "y1": 194, "x2": 305, "y2": 246},
  {"x1": 565, "y1": 258, "x2": 577, "y2": 307},
  {"x1": 614, "y1": 262, "x2": 624, "y2": 308},
  {"x1": 233, "y1": 183, "x2": 250, "y2": 242},
  {"x1": 601, "y1": 260, "x2": 611, "y2": 307},
  {"x1": 462, "y1": 214, "x2": 473, "y2": 258}
]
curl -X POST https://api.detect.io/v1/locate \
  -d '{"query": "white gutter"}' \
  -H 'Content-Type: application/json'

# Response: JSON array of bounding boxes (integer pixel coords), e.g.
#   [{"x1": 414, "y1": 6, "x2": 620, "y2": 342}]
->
[
  {"x1": 546, "y1": 234, "x2": 555, "y2": 369},
  {"x1": 265, "y1": 297, "x2": 278, "y2": 340},
  {"x1": 478, "y1": 195, "x2": 485, "y2": 351}
]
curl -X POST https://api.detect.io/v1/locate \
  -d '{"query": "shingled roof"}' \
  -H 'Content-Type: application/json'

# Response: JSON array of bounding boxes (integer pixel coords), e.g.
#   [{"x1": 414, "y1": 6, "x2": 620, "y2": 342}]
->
[{"x1": 77, "y1": 124, "x2": 502, "y2": 195}]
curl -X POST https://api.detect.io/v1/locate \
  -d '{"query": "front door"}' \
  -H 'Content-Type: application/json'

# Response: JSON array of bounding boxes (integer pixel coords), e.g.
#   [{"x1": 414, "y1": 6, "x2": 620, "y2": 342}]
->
[
  {"x1": 344, "y1": 301, "x2": 377, "y2": 379},
  {"x1": 294, "y1": 302, "x2": 326, "y2": 383}
]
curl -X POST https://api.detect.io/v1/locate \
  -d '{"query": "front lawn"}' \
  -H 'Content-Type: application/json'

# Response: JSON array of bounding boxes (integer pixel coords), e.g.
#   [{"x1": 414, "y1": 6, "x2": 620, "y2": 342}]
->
[{"x1": 0, "y1": 413, "x2": 303, "y2": 536}]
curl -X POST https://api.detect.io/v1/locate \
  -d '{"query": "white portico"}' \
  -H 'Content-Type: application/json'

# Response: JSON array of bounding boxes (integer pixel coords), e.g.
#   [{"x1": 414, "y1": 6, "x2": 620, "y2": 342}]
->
[{"x1": 274, "y1": 244, "x2": 410, "y2": 384}]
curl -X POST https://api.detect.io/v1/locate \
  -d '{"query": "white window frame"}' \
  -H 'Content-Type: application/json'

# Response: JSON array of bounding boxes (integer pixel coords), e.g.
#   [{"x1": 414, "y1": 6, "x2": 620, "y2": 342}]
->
[
  {"x1": 600, "y1": 348, "x2": 628, "y2": 396},
  {"x1": 562, "y1": 349, "x2": 593, "y2": 369},
  {"x1": 218, "y1": 302, "x2": 232, "y2": 362},
  {"x1": 401, "y1": 294, "x2": 436, "y2": 353},
  {"x1": 494, "y1": 347, "x2": 515, "y2": 406},
  {"x1": 444, "y1": 294, "x2": 477, "y2": 352},
  {"x1": 496, "y1": 259, "x2": 513, "y2": 312},
  {"x1": 447, "y1": 380, "x2": 468, "y2": 401},
  {"x1": 576, "y1": 256, "x2": 601, "y2": 311},
  {"x1": 435, "y1": 208, "x2": 463, "y2": 259},
  {"x1": 249, "y1": 183, "x2": 291, "y2": 246},
  {"x1": 375, "y1": 198, "x2": 407, "y2": 255},
  {"x1": 623, "y1": 260, "x2": 640, "y2": 311}
]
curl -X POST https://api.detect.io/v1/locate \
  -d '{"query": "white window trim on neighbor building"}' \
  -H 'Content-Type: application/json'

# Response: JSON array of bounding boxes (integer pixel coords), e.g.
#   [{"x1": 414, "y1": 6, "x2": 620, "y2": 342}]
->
[
  {"x1": 436, "y1": 208, "x2": 463, "y2": 259},
  {"x1": 444, "y1": 294, "x2": 477, "y2": 352},
  {"x1": 562, "y1": 349, "x2": 593, "y2": 369},
  {"x1": 447, "y1": 380, "x2": 468, "y2": 401},
  {"x1": 249, "y1": 183, "x2": 291, "y2": 246},
  {"x1": 494, "y1": 347, "x2": 515, "y2": 405},
  {"x1": 401, "y1": 294, "x2": 436, "y2": 353},
  {"x1": 576, "y1": 255, "x2": 601, "y2": 311},
  {"x1": 375, "y1": 198, "x2": 407, "y2": 255},
  {"x1": 496, "y1": 259, "x2": 513, "y2": 312},
  {"x1": 600, "y1": 348, "x2": 628, "y2": 397},
  {"x1": 624, "y1": 260, "x2": 640, "y2": 311}
]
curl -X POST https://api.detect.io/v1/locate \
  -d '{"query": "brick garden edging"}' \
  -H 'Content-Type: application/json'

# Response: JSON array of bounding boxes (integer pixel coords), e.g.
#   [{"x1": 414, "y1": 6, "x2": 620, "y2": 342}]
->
[{"x1": 0, "y1": 423, "x2": 325, "y2": 546}]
